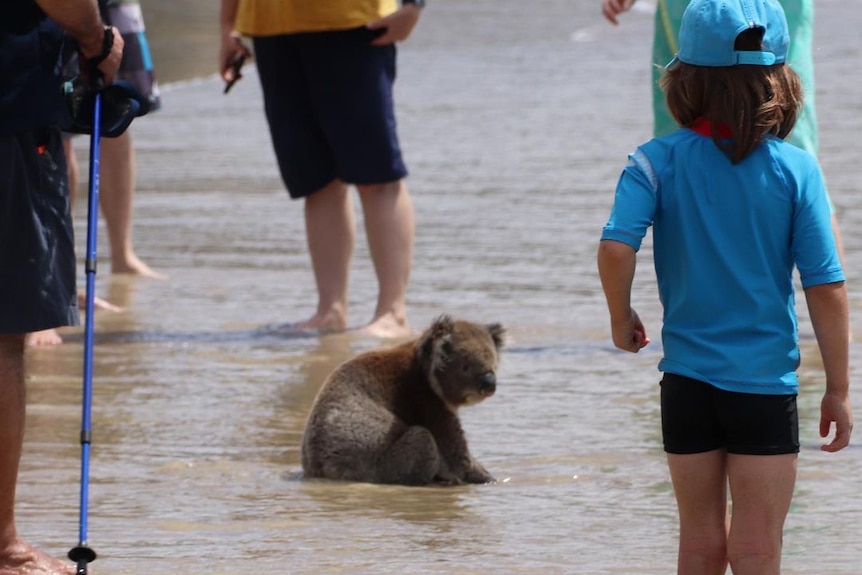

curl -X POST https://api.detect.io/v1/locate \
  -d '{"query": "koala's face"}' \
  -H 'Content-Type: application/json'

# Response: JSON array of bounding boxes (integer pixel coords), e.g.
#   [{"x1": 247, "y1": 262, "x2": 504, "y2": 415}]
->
[{"x1": 421, "y1": 317, "x2": 505, "y2": 410}]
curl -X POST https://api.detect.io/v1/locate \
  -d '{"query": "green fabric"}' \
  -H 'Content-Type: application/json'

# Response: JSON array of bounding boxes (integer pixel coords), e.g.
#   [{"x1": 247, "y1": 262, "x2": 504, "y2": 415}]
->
[{"x1": 651, "y1": 0, "x2": 818, "y2": 156}]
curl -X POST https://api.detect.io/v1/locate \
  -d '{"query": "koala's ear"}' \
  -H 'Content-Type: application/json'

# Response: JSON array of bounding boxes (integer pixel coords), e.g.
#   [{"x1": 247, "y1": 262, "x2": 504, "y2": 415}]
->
[
  {"x1": 486, "y1": 323, "x2": 505, "y2": 349},
  {"x1": 418, "y1": 315, "x2": 455, "y2": 367},
  {"x1": 430, "y1": 315, "x2": 455, "y2": 358},
  {"x1": 431, "y1": 314, "x2": 455, "y2": 335}
]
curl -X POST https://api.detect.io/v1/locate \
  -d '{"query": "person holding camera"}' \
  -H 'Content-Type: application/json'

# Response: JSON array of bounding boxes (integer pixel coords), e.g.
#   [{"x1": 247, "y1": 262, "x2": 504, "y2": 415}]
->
[{"x1": 0, "y1": 1, "x2": 123, "y2": 572}]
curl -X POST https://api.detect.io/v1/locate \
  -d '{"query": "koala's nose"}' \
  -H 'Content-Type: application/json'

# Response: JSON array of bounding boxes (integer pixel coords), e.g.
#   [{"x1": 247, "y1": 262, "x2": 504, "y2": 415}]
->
[{"x1": 480, "y1": 371, "x2": 496, "y2": 395}]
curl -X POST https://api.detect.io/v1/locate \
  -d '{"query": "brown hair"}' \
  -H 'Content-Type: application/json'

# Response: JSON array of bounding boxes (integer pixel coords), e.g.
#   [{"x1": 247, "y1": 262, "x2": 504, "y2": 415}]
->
[{"x1": 660, "y1": 29, "x2": 803, "y2": 163}]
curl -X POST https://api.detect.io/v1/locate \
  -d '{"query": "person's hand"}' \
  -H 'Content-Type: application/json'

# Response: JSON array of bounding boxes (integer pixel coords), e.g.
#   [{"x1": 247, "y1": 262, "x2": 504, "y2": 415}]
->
[
  {"x1": 610, "y1": 308, "x2": 650, "y2": 353},
  {"x1": 820, "y1": 391, "x2": 853, "y2": 452},
  {"x1": 78, "y1": 25, "x2": 124, "y2": 85},
  {"x1": 220, "y1": 30, "x2": 252, "y2": 85},
  {"x1": 602, "y1": 0, "x2": 637, "y2": 25},
  {"x1": 366, "y1": 4, "x2": 421, "y2": 45}
]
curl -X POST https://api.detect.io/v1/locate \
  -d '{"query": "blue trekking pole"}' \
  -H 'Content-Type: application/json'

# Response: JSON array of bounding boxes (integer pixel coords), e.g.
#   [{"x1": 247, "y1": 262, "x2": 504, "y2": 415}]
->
[{"x1": 67, "y1": 89, "x2": 103, "y2": 575}]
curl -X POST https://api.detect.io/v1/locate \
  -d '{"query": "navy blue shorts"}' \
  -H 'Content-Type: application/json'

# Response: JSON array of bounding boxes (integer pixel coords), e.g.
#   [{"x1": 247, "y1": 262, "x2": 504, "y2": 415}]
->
[
  {"x1": 0, "y1": 128, "x2": 79, "y2": 334},
  {"x1": 253, "y1": 27, "x2": 408, "y2": 199},
  {"x1": 660, "y1": 372, "x2": 800, "y2": 455}
]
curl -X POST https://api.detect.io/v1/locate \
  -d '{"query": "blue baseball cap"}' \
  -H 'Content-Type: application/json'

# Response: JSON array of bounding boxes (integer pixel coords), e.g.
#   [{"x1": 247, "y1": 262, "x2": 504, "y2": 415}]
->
[{"x1": 667, "y1": 0, "x2": 789, "y2": 68}]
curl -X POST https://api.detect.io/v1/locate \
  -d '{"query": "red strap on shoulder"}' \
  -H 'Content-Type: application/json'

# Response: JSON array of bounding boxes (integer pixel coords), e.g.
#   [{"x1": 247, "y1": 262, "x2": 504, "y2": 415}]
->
[{"x1": 690, "y1": 117, "x2": 734, "y2": 139}]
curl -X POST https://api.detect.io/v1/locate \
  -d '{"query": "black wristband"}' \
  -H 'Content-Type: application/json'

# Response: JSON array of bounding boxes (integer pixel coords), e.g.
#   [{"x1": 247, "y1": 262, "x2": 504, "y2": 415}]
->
[
  {"x1": 86, "y1": 26, "x2": 115, "y2": 67},
  {"x1": 403, "y1": 0, "x2": 426, "y2": 7}
]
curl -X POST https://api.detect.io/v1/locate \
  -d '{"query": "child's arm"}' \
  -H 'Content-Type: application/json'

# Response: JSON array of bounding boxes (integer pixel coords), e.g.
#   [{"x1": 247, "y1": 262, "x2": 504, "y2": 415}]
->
[
  {"x1": 597, "y1": 239, "x2": 650, "y2": 352},
  {"x1": 804, "y1": 281, "x2": 854, "y2": 452}
]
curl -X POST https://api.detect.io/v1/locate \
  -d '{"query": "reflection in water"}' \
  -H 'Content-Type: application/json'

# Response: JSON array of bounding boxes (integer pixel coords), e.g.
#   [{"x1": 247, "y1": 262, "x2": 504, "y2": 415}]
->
[
  {"x1": 299, "y1": 480, "x2": 473, "y2": 524},
  {"x1": 16, "y1": 0, "x2": 862, "y2": 573}
]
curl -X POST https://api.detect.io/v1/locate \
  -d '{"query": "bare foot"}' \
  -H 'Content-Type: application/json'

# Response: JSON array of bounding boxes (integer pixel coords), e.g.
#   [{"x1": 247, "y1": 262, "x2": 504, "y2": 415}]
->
[
  {"x1": 0, "y1": 539, "x2": 75, "y2": 575},
  {"x1": 111, "y1": 252, "x2": 168, "y2": 280},
  {"x1": 25, "y1": 329, "x2": 64, "y2": 347},
  {"x1": 296, "y1": 310, "x2": 348, "y2": 334},
  {"x1": 28, "y1": 294, "x2": 124, "y2": 346},
  {"x1": 358, "y1": 314, "x2": 411, "y2": 339},
  {"x1": 77, "y1": 294, "x2": 124, "y2": 313}
]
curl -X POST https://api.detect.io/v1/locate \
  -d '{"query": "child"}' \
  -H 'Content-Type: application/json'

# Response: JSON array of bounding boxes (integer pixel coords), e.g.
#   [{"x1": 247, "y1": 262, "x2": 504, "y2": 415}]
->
[{"x1": 596, "y1": 0, "x2": 854, "y2": 573}]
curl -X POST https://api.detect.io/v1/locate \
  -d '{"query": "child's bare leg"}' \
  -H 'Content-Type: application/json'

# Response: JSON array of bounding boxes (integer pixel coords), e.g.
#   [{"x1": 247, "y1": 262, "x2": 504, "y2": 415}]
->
[
  {"x1": 726, "y1": 453, "x2": 797, "y2": 575},
  {"x1": 667, "y1": 450, "x2": 730, "y2": 575}
]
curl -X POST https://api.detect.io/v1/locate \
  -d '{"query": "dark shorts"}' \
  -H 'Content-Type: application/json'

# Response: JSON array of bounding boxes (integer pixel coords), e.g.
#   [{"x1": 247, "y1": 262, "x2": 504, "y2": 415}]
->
[
  {"x1": 109, "y1": 1, "x2": 161, "y2": 112},
  {"x1": 253, "y1": 27, "x2": 408, "y2": 199},
  {"x1": 0, "y1": 128, "x2": 80, "y2": 334},
  {"x1": 660, "y1": 372, "x2": 800, "y2": 455}
]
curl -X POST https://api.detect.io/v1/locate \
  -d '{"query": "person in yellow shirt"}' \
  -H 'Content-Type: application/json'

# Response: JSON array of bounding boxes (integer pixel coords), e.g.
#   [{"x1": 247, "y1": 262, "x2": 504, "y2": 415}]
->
[{"x1": 219, "y1": 0, "x2": 424, "y2": 339}]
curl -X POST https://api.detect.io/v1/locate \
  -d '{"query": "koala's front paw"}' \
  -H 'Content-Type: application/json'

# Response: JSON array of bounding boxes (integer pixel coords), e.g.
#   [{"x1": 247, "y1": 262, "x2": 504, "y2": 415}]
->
[
  {"x1": 433, "y1": 459, "x2": 464, "y2": 486},
  {"x1": 464, "y1": 462, "x2": 495, "y2": 484},
  {"x1": 433, "y1": 469, "x2": 462, "y2": 486}
]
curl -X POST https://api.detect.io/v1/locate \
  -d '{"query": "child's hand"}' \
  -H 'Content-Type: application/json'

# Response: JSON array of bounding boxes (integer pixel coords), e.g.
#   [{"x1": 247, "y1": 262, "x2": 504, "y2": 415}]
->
[
  {"x1": 820, "y1": 392, "x2": 853, "y2": 452},
  {"x1": 610, "y1": 308, "x2": 650, "y2": 353}
]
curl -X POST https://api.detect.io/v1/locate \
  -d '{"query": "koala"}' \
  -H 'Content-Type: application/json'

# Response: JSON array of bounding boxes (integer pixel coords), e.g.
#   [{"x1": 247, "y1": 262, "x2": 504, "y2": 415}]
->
[{"x1": 300, "y1": 315, "x2": 504, "y2": 486}]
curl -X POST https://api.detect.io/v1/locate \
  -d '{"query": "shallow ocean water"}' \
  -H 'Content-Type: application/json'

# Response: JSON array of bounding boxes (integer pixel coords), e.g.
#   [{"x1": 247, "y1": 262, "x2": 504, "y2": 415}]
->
[{"x1": 18, "y1": 1, "x2": 862, "y2": 573}]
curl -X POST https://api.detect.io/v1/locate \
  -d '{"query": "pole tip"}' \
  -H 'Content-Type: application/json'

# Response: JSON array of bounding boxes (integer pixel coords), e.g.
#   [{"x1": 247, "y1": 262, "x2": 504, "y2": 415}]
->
[{"x1": 68, "y1": 545, "x2": 97, "y2": 563}]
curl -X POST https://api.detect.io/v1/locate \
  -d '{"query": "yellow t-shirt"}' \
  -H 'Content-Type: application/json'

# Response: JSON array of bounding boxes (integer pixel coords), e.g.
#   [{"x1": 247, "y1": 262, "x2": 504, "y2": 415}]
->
[{"x1": 235, "y1": 0, "x2": 399, "y2": 36}]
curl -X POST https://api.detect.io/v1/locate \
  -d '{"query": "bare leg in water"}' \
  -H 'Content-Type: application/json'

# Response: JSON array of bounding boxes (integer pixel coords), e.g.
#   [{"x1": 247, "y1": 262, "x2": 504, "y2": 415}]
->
[
  {"x1": 298, "y1": 178, "x2": 413, "y2": 338},
  {"x1": 99, "y1": 131, "x2": 167, "y2": 279},
  {"x1": 356, "y1": 180, "x2": 413, "y2": 339},
  {"x1": 297, "y1": 180, "x2": 354, "y2": 333},
  {"x1": 0, "y1": 335, "x2": 75, "y2": 574}
]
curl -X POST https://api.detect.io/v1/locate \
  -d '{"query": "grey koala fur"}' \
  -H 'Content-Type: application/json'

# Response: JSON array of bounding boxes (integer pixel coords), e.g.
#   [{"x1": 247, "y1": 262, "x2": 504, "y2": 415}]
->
[{"x1": 301, "y1": 315, "x2": 504, "y2": 486}]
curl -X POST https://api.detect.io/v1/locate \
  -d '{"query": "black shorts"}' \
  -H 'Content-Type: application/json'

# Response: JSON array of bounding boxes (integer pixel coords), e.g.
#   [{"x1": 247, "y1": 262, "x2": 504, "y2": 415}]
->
[
  {"x1": 0, "y1": 128, "x2": 79, "y2": 334},
  {"x1": 253, "y1": 27, "x2": 408, "y2": 199},
  {"x1": 660, "y1": 372, "x2": 800, "y2": 455}
]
